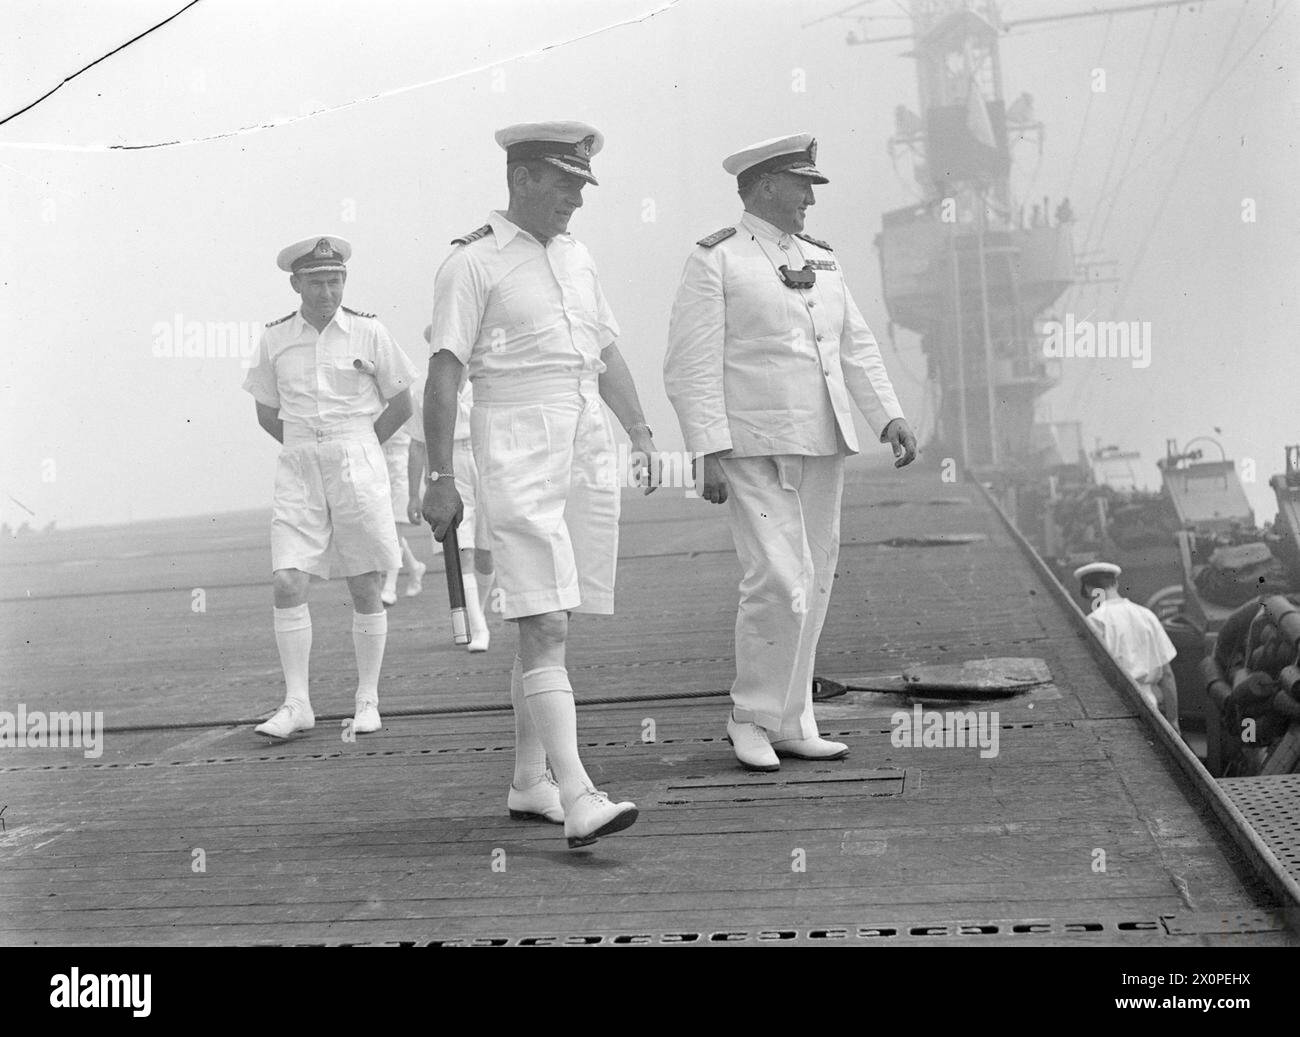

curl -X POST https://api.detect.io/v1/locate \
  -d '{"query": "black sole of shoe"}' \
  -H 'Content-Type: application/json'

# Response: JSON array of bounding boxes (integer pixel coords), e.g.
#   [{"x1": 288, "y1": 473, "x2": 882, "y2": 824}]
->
[
  {"x1": 566, "y1": 807, "x2": 639, "y2": 849},
  {"x1": 509, "y1": 809, "x2": 563, "y2": 824},
  {"x1": 773, "y1": 749, "x2": 850, "y2": 761}
]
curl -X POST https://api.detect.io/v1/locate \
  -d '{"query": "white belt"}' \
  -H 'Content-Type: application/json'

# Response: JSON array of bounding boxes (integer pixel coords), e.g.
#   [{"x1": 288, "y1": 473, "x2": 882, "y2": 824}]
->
[
  {"x1": 473, "y1": 373, "x2": 600, "y2": 404},
  {"x1": 282, "y1": 419, "x2": 375, "y2": 445}
]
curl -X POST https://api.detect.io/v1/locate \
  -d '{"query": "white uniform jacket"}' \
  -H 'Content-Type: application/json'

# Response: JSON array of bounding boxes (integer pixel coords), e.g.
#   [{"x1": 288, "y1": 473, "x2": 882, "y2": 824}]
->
[{"x1": 664, "y1": 212, "x2": 904, "y2": 457}]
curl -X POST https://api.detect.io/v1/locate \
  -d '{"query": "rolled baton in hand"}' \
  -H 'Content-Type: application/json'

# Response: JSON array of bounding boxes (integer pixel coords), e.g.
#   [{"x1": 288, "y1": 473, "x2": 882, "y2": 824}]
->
[{"x1": 442, "y1": 521, "x2": 470, "y2": 645}]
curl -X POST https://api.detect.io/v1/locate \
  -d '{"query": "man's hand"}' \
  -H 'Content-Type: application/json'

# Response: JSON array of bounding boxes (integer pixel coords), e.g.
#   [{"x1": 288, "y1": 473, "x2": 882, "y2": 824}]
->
[
  {"x1": 696, "y1": 450, "x2": 730, "y2": 504},
  {"x1": 883, "y1": 418, "x2": 918, "y2": 469},
  {"x1": 629, "y1": 427, "x2": 659, "y2": 496},
  {"x1": 421, "y1": 479, "x2": 464, "y2": 542},
  {"x1": 406, "y1": 497, "x2": 423, "y2": 526}
]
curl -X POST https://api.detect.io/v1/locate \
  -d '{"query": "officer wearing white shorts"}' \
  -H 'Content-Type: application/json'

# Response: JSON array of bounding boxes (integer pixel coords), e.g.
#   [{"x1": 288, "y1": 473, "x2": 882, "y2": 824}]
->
[
  {"x1": 243, "y1": 235, "x2": 419, "y2": 739},
  {"x1": 379, "y1": 427, "x2": 427, "y2": 605},
  {"x1": 664, "y1": 134, "x2": 918, "y2": 771},
  {"x1": 407, "y1": 323, "x2": 494, "y2": 651},
  {"x1": 421, "y1": 121, "x2": 657, "y2": 848}
]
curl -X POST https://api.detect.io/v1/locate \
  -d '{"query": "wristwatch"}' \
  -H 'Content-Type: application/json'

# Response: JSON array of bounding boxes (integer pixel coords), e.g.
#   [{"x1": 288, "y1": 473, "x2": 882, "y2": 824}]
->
[{"x1": 425, "y1": 471, "x2": 447, "y2": 485}]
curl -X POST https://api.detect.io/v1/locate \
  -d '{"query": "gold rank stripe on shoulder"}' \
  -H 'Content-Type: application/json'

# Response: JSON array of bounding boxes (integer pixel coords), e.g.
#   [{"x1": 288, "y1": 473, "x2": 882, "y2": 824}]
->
[
  {"x1": 696, "y1": 227, "x2": 737, "y2": 248},
  {"x1": 451, "y1": 224, "x2": 494, "y2": 246},
  {"x1": 795, "y1": 232, "x2": 833, "y2": 251},
  {"x1": 265, "y1": 312, "x2": 295, "y2": 328},
  {"x1": 341, "y1": 306, "x2": 375, "y2": 318}
]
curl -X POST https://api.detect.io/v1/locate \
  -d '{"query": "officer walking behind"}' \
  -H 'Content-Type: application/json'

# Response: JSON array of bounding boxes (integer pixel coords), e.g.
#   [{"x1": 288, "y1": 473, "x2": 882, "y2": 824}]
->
[
  {"x1": 664, "y1": 133, "x2": 918, "y2": 771},
  {"x1": 422, "y1": 122, "x2": 656, "y2": 847},
  {"x1": 406, "y1": 324, "x2": 494, "y2": 651},
  {"x1": 379, "y1": 425, "x2": 428, "y2": 605},
  {"x1": 1075, "y1": 561, "x2": 1180, "y2": 732},
  {"x1": 244, "y1": 236, "x2": 418, "y2": 738}
]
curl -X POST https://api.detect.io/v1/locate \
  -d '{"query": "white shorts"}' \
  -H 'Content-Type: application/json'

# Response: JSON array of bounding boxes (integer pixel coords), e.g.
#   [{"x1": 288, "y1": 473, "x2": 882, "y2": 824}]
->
[
  {"x1": 471, "y1": 389, "x2": 619, "y2": 619},
  {"x1": 271, "y1": 427, "x2": 400, "y2": 579},
  {"x1": 382, "y1": 432, "x2": 411, "y2": 525},
  {"x1": 438, "y1": 435, "x2": 483, "y2": 552}
]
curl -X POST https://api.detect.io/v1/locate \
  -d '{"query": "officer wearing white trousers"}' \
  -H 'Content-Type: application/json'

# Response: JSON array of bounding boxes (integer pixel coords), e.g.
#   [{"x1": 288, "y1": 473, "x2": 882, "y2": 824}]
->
[
  {"x1": 664, "y1": 134, "x2": 918, "y2": 771},
  {"x1": 421, "y1": 121, "x2": 658, "y2": 848}
]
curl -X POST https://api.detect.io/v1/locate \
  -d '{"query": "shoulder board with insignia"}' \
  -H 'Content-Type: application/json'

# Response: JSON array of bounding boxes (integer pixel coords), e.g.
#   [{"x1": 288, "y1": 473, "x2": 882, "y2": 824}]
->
[
  {"x1": 265, "y1": 312, "x2": 295, "y2": 328},
  {"x1": 696, "y1": 227, "x2": 737, "y2": 249},
  {"x1": 795, "y1": 232, "x2": 833, "y2": 251},
  {"x1": 450, "y1": 224, "x2": 494, "y2": 246},
  {"x1": 342, "y1": 306, "x2": 375, "y2": 319}
]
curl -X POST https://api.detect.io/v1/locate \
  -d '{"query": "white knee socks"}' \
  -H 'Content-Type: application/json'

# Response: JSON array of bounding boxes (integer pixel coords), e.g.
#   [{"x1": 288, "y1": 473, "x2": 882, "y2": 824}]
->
[
  {"x1": 353, "y1": 611, "x2": 388, "y2": 704},
  {"x1": 511, "y1": 655, "x2": 548, "y2": 789},
  {"x1": 273, "y1": 604, "x2": 312, "y2": 708},
  {"x1": 523, "y1": 667, "x2": 592, "y2": 808}
]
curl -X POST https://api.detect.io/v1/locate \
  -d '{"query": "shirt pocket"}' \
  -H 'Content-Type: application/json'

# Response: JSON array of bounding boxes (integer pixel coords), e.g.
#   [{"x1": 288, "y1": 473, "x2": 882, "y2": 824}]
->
[{"x1": 325, "y1": 356, "x2": 366, "y2": 398}]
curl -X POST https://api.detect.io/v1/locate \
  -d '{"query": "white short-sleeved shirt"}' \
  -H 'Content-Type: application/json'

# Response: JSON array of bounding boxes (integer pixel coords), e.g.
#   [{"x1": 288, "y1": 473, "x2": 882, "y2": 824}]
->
[
  {"x1": 243, "y1": 306, "x2": 418, "y2": 426},
  {"x1": 428, "y1": 210, "x2": 620, "y2": 385},
  {"x1": 1086, "y1": 597, "x2": 1177, "y2": 687},
  {"x1": 407, "y1": 375, "x2": 473, "y2": 444}
]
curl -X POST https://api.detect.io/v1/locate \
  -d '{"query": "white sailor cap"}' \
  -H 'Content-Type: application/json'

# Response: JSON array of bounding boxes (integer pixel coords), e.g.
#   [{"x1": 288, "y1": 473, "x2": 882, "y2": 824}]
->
[
  {"x1": 494, "y1": 121, "x2": 604, "y2": 186},
  {"x1": 723, "y1": 132, "x2": 829, "y2": 188},
  {"x1": 277, "y1": 235, "x2": 351, "y2": 274},
  {"x1": 1073, "y1": 561, "x2": 1122, "y2": 581}
]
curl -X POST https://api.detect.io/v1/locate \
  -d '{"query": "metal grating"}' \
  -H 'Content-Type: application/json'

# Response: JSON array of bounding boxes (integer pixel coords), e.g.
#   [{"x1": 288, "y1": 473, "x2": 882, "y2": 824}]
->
[
  {"x1": 325, "y1": 917, "x2": 1166, "y2": 947},
  {"x1": 1218, "y1": 774, "x2": 1300, "y2": 884}
]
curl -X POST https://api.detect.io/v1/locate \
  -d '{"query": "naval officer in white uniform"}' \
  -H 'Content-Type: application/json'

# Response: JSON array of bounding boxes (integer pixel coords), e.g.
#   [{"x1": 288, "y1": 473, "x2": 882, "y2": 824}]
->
[
  {"x1": 421, "y1": 121, "x2": 658, "y2": 847},
  {"x1": 243, "y1": 235, "x2": 418, "y2": 739},
  {"x1": 664, "y1": 134, "x2": 918, "y2": 770}
]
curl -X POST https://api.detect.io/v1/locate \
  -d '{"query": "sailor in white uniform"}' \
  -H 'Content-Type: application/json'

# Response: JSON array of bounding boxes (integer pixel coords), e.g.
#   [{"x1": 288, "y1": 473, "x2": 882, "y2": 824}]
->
[
  {"x1": 1075, "y1": 561, "x2": 1180, "y2": 731},
  {"x1": 243, "y1": 235, "x2": 418, "y2": 739},
  {"x1": 664, "y1": 133, "x2": 918, "y2": 771},
  {"x1": 406, "y1": 323, "x2": 494, "y2": 651},
  {"x1": 421, "y1": 121, "x2": 657, "y2": 847},
  {"x1": 378, "y1": 425, "x2": 427, "y2": 605}
]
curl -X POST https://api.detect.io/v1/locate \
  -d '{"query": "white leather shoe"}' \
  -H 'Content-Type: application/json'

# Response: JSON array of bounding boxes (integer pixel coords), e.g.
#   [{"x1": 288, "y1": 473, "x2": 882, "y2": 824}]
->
[
  {"x1": 564, "y1": 789, "x2": 638, "y2": 848},
  {"x1": 404, "y1": 560, "x2": 426, "y2": 597},
  {"x1": 508, "y1": 773, "x2": 564, "y2": 824},
  {"x1": 352, "y1": 698, "x2": 382, "y2": 734},
  {"x1": 255, "y1": 702, "x2": 314, "y2": 739},
  {"x1": 467, "y1": 625, "x2": 490, "y2": 653},
  {"x1": 726, "y1": 714, "x2": 780, "y2": 771},
  {"x1": 771, "y1": 735, "x2": 849, "y2": 760},
  {"x1": 380, "y1": 585, "x2": 398, "y2": 606}
]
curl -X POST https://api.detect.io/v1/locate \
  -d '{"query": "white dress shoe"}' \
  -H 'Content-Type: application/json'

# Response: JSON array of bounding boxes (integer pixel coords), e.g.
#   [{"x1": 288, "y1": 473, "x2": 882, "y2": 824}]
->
[
  {"x1": 351, "y1": 698, "x2": 382, "y2": 734},
  {"x1": 254, "y1": 702, "x2": 314, "y2": 739},
  {"x1": 380, "y1": 586, "x2": 398, "y2": 606},
  {"x1": 467, "y1": 626, "x2": 490, "y2": 653},
  {"x1": 508, "y1": 773, "x2": 564, "y2": 824},
  {"x1": 404, "y1": 560, "x2": 426, "y2": 597},
  {"x1": 771, "y1": 735, "x2": 849, "y2": 760},
  {"x1": 726, "y1": 714, "x2": 780, "y2": 771},
  {"x1": 564, "y1": 789, "x2": 638, "y2": 848}
]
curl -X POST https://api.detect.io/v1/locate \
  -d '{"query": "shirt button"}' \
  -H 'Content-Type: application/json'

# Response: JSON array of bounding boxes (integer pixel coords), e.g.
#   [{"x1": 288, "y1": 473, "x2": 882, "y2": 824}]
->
[{"x1": 808, "y1": 300, "x2": 817, "y2": 308}]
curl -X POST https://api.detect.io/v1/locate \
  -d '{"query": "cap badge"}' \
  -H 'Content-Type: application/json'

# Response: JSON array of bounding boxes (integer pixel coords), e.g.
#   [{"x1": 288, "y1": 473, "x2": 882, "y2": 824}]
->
[
  {"x1": 807, "y1": 138, "x2": 817, "y2": 163},
  {"x1": 314, "y1": 238, "x2": 334, "y2": 258},
  {"x1": 576, "y1": 135, "x2": 595, "y2": 158}
]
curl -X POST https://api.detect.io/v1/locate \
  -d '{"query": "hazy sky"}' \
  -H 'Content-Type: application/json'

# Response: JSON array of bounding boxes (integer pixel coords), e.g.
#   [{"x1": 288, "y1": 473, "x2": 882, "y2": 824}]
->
[{"x1": 2, "y1": 0, "x2": 1296, "y2": 529}]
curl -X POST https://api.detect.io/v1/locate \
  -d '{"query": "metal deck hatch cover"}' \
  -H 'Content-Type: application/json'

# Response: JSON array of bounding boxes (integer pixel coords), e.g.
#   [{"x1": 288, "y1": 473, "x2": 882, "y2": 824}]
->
[{"x1": 1218, "y1": 774, "x2": 1300, "y2": 883}]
